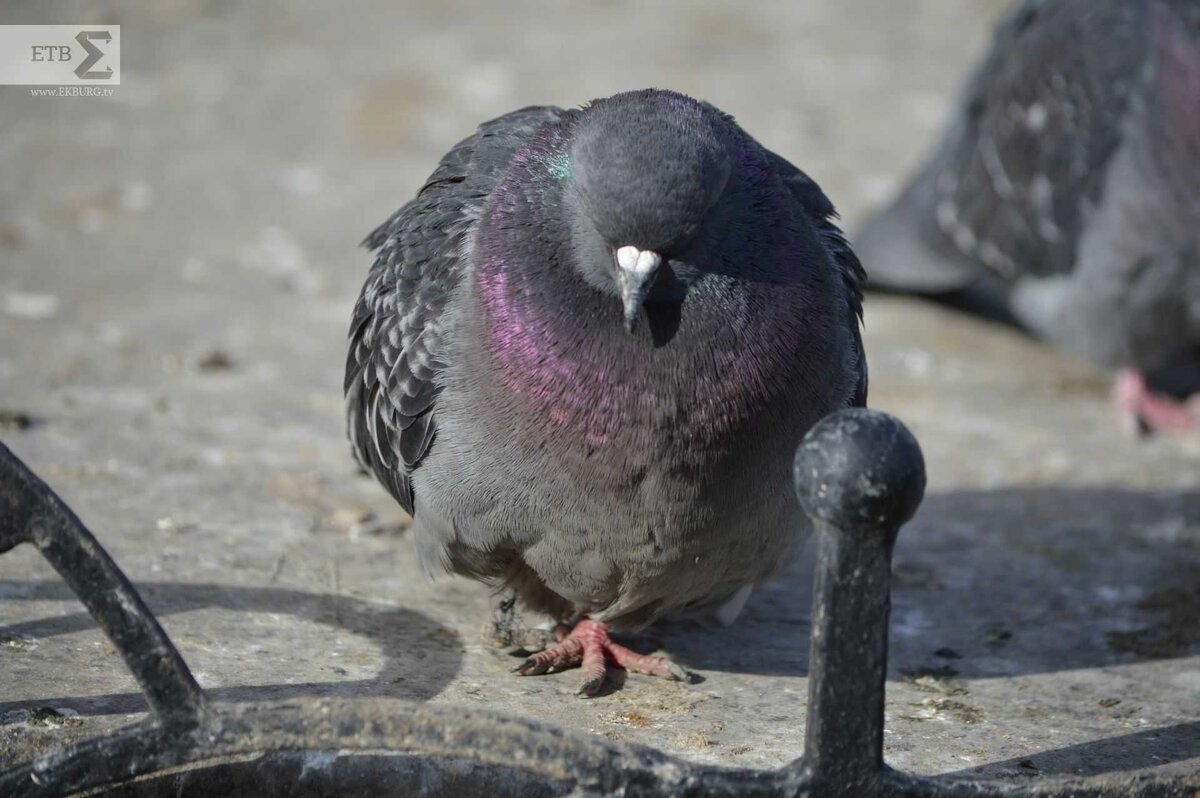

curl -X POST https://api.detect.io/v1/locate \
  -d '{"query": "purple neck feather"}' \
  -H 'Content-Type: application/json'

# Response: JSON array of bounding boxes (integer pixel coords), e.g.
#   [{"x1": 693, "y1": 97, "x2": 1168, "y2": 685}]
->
[{"x1": 473, "y1": 122, "x2": 843, "y2": 451}]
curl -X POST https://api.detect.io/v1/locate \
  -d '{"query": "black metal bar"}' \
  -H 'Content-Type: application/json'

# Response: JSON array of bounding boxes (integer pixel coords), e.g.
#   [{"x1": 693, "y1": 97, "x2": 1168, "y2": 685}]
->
[
  {"x1": 2, "y1": 417, "x2": 1198, "y2": 796},
  {"x1": 791, "y1": 408, "x2": 926, "y2": 792},
  {"x1": 0, "y1": 697, "x2": 804, "y2": 798},
  {"x1": 0, "y1": 441, "x2": 207, "y2": 727}
]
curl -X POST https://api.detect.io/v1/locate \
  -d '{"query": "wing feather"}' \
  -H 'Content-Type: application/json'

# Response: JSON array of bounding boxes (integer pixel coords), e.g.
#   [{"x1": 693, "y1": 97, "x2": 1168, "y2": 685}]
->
[
  {"x1": 345, "y1": 106, "x2": 564, "y2": 514},
  {"x1": 861, "y1": 0, "x2": 1149, "y2": 293}
]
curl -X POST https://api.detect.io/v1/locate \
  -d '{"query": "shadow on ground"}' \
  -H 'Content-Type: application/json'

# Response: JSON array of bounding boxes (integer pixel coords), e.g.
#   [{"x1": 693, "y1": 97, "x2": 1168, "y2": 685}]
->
[
  {"x1": 655, "y1": 486, "x2": 1199, "y2": 681},
  {"x1": 947, "y1": 721, "x2": 1200, "y2": 779},
  {"x1": 0, "y1": 581, "x2": 461, "y2": 718}
]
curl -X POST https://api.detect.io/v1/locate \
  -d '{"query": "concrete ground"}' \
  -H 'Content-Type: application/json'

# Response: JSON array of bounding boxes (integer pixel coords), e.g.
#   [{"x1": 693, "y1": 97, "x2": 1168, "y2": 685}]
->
[{"x1": 1, "y1": 0, "x2": 1198, "y2": 784}]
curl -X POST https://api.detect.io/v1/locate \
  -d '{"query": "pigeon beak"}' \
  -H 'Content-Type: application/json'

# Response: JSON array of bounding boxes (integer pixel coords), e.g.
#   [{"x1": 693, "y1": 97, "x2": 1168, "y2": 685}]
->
[{"x1": 615, "y1": 245, "x2": 662, "y2": 334}]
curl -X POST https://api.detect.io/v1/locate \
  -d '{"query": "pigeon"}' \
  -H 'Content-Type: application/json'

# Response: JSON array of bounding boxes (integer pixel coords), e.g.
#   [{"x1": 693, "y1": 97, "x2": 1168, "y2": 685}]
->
[
  {"x1": 345, "y1": 89, "x2": 867, "y2": 695},
  {"x1": 857, "y1": 0, "x2": 1200, "y2": 434}
]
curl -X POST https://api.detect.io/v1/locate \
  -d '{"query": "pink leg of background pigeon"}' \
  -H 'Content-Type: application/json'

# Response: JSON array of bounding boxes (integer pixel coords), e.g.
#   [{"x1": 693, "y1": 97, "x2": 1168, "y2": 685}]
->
[
  {"x1": 513, "y1": 617, "x2": 687, "y2": 697},
  {"x1": 1114, "y1": 370, "x2": 1200, "y2": 434}
]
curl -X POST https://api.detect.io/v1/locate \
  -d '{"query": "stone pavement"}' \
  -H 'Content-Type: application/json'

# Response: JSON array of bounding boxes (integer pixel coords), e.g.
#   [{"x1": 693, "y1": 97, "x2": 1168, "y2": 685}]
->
[{"x1": 1, "y1": 0, "x2": 1197, "y2": 782}]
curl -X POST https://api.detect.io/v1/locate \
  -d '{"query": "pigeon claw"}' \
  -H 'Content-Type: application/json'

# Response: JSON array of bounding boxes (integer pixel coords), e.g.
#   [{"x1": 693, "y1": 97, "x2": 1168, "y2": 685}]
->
[
  {"x1": 512, "y1": 658, "x2": 543, "y2": 675},
  {"x1": 577, "y1": 675, "x2": 606, "y2": 698},
  {"x1": 512, "y1": 617, "x2": 687, "y2": 697},
  {"x1": 664, "y1": 661, "x2": 690, "y2": 681},
  {"x1": 1114, "y1": 370, "x2": 1200, "y2": 436}
]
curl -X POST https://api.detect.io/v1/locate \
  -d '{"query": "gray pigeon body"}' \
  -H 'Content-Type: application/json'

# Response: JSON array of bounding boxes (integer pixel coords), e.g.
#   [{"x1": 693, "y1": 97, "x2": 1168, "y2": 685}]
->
[
  {"x1": 346, "y1": 89, "x2": 866, "y2": 633},
  {"x1": 858, "y1": 0, "x2": 1200, "y2": 401}
]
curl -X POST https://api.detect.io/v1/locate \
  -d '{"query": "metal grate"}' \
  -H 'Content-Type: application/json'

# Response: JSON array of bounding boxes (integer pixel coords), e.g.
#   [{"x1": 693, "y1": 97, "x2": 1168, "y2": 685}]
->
[{"x1": 1, "y1": 409, "x2": 1196, "y2": 796}]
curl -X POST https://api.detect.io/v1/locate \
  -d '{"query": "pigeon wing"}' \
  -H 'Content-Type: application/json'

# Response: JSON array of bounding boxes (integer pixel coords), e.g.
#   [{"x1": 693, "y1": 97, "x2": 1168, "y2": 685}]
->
[
  {"x1": 345, "y1": 106, "x2": 564, "y2": 514},
  {"x1": 861, "y1": 0, "x2": 1147, "y2": 292}
]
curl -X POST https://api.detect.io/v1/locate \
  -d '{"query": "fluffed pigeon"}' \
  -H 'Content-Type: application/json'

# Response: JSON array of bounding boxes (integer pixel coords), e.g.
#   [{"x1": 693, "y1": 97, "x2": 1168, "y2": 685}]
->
[
  {"x1": 345, "y1": 89, "x2": 867, "y2": 695},
  {"x1": 857, "y1": 0, "x2": 1200, "y2": 433}
]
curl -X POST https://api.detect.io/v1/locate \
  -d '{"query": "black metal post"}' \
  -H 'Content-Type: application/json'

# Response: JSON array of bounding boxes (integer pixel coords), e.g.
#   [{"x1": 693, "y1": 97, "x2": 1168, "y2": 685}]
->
[
  {"x1": 791, "y1": 409, "x2": 926, "y2": 793},
  {"x1": 0, "y1": 441, "x2": 207, "y2": 727}
]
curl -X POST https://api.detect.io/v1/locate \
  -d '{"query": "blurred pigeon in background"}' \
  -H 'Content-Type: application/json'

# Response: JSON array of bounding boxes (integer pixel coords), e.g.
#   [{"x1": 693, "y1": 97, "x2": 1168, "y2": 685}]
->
[
  {"x1": 345, "y1": 89, "x2": 866, "y2": 695},
  {"x1": 857, "y1": 0, "x2": 1200, "y2": 434}
]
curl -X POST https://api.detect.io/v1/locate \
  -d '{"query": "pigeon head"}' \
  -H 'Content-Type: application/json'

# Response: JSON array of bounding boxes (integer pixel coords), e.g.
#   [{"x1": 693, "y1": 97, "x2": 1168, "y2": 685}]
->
[{"x1": 564, "y1": 90, "x2": 733, "y2": 333}]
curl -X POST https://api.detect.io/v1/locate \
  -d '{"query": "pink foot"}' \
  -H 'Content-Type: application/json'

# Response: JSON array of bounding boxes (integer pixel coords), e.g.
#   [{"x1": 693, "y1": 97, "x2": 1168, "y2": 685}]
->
[
  {"x1": 513, "y1": 617, "x2": 688, "y2": 697},
  {"x1": 1114, "y1": 370, "x2": 1200, "y2": 435}
]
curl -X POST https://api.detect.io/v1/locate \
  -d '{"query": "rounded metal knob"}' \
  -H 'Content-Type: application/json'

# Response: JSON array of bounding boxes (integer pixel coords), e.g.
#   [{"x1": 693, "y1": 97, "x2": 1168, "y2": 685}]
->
[{"x1": 793, "y1": 408, "x2": 926, "y2": 535}]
